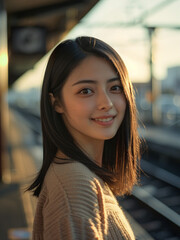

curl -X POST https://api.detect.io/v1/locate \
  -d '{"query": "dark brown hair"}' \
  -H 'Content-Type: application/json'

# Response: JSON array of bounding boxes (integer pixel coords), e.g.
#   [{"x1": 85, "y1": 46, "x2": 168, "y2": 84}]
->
[{"x1": 28, "y1": 36, "x2": 141, "y2": 197}]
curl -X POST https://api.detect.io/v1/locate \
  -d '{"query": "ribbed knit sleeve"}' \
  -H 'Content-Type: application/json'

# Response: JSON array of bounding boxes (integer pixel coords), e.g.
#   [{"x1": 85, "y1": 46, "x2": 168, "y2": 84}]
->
[{"x1": 32, "y1": 162, "x2": 135, "y2": 240}]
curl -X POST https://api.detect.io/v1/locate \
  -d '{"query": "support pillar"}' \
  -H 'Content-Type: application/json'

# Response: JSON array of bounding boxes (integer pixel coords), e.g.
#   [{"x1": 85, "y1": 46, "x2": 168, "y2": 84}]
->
[{"x1": 0, "y1": 0, "x2": 8, "y2": 182}]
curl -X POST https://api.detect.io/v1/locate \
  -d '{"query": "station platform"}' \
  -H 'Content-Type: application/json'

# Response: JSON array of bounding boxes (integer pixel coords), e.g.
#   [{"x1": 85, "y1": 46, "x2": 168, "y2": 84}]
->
[
  {"x1": 139, "y1": 123, "x2": 180, "y2": 169},
  {"x1": 2, "y1": 108, "x2": 178, "y2": 240},
  {"x1": 0, "y1": 110, "x2": 37, "y2": 240},
  {"x1": 139, "y1": 124, "x2": 180, "y2": 150}
]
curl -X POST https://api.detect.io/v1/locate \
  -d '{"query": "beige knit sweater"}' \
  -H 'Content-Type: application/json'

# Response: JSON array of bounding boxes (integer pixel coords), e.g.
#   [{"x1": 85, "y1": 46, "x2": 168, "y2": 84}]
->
[{"x1": 33, "y1": 161, "x2": 135, "y2": 240}]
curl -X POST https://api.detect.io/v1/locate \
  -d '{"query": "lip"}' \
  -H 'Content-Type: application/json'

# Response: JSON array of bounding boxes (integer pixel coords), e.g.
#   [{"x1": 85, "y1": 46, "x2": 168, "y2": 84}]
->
[{"x1": 91, "y1": 115, "x2": 116, "y2": 126}]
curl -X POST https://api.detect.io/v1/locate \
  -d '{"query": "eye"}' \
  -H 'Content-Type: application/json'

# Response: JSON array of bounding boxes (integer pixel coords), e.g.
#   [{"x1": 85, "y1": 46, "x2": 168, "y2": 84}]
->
[
  {"x1": 111, "y1": 85, "x2": 123, "y2": 93},
  {"x1": 78, "y1": 88, "x2": 93, "y2": 95}
]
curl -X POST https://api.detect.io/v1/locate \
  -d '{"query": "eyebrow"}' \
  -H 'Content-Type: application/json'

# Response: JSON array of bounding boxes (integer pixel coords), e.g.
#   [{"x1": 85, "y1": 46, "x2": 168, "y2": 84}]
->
[{"x1": 72, "y1": 77, "x2": 120, "y2": 86}]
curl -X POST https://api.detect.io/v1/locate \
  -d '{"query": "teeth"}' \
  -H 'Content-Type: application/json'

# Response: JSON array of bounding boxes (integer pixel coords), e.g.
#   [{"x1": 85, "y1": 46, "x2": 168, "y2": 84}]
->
[{"x1": 94, "y1": 117, "x2": 113, "y2": 122}]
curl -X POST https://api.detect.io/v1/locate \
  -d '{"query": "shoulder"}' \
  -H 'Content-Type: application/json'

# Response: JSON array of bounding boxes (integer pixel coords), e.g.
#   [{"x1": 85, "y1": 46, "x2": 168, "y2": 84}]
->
[
  {"x1": 52, "y1": 160, "x2": 94, "y2": 176},
  {"x1": 43, "y1": 161, "x2": 103, "y2": 218},
  {"x1": 44, "y1": 161, "x2": 99, "y2": 195},
  {"x1": 49, "y1": 161, "x2": 96, "y2": 181}
]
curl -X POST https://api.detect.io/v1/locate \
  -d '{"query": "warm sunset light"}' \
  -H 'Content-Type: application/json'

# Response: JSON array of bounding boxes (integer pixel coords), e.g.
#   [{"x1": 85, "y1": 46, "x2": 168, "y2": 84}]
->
[{"x1": 0, "y1": 52, "x2": 8, "y2": 67}]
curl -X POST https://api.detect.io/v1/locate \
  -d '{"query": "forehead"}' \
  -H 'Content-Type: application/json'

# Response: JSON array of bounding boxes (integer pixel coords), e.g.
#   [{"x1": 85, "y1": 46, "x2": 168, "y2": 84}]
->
[{"x1": 65, "y1": 55, "x2": 118, "y2": 84}]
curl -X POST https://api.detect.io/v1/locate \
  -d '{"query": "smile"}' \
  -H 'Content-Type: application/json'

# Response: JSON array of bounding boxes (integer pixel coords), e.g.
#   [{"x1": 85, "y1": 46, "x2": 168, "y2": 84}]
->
[
  {"x1": 94, "y1": 117, "x2": 113, "y2": 122},
  {"x1": 91, "y1": 116, "x2": 115, "y2": 126}
]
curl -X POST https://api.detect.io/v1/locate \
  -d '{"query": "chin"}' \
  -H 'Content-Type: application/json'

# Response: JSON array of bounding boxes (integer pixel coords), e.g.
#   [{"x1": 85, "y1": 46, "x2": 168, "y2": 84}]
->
[{"x1": 98, "y1": 133, "x2": 117, "y2": 140}]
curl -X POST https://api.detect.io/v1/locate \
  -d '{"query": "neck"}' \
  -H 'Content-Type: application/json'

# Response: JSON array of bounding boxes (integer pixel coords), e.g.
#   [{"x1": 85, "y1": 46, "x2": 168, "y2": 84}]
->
[
  {"x1": 56, "y1": 139, "x2": 104, "y2": 167},
  {"x1": 77, "y1": 138, "x2": 104, "y2": 167}
]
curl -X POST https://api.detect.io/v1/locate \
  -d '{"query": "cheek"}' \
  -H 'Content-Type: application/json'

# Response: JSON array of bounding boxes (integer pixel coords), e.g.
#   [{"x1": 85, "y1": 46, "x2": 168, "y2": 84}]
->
[
  {"x1": 114, "y1": 95, "x2": 127, "y2": 112},
  {"x1": 63, "y1": 98, "x2": 94, "y2": 117}
]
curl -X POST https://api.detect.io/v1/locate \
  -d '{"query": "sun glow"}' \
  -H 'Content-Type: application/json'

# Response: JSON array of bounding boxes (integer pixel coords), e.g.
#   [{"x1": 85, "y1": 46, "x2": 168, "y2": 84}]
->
[{"x1": 0, "y1": 52, "x2": 8, "y2": 67}]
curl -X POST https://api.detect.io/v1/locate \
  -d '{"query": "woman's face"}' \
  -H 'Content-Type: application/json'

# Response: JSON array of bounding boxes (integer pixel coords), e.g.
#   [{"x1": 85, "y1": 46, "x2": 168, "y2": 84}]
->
[{"x1": 56, "y1": 55, "x2": 126, "y2": 144}]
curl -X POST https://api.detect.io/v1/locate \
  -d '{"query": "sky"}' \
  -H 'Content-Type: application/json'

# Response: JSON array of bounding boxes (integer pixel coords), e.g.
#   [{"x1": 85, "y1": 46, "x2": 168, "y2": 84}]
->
[
  {"x1": 65, "y1": 0, "x2": 180, "y2": 82},
  {"x1": 14, "y1": 0, "x2": 180, "y2": 90}
]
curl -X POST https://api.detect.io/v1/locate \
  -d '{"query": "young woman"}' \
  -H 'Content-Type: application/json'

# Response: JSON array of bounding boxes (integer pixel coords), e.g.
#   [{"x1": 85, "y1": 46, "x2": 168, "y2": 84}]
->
[{"x1": 28, "y1": 36, "x2": 141, "y2": 239}]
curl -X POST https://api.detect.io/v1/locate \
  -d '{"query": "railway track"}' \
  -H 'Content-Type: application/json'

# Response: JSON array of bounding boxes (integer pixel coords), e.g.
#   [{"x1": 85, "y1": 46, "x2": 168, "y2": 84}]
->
[
  {"x1": 118, "y1": 160, "x2": 180, "y2": 240},
  {"x1": 12, "y1": 106, "x2": 180, "y2": 239}
]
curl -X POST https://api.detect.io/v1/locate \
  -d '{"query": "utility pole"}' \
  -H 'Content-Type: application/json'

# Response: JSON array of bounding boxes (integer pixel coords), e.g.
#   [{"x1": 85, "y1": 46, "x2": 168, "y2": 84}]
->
[
  {"x1": 147, "y1": 26, "x2": 161, "y2": 124},
  {"x1": 148, "y1": 27, "x2": 155, "y2": 123}
]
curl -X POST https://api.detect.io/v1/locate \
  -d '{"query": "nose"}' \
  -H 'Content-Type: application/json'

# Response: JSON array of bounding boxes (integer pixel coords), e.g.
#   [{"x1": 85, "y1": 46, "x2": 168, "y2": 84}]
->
[{"x1": 97, "y1": 91, "x2": 113, "y2": 111}]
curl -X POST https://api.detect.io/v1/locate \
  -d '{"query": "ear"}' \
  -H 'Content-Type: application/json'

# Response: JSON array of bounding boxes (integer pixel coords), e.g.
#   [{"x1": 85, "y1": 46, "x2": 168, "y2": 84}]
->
[{"x1": 49, "y1": 93, "x2": 64, "y2": 113}]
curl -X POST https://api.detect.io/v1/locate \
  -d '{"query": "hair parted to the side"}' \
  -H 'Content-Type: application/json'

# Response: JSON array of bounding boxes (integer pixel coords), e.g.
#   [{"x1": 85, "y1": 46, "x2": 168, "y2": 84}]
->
[{"x1": 27, "y1": 36, "x2": 141, "y2": 197}]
